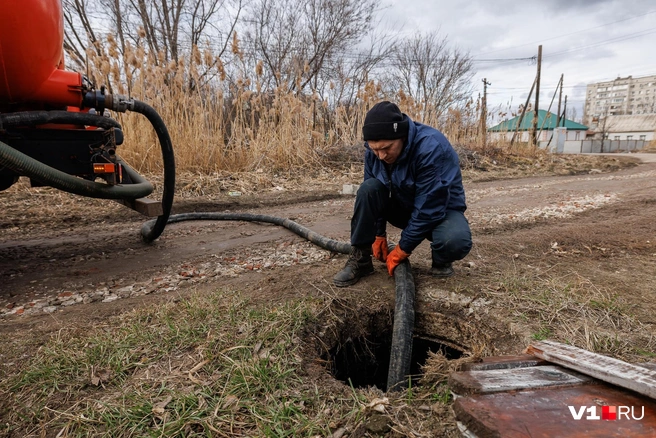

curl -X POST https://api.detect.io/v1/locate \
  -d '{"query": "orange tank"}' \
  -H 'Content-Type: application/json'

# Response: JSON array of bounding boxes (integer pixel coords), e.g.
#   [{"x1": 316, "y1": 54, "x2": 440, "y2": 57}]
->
[{"x1": 0, "y1": 0, "x2": 83, "y2": 108}]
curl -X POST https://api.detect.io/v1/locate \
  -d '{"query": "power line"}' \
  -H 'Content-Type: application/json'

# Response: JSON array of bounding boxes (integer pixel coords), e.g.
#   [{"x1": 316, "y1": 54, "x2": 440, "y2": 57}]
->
[
  {"x1": 473, "y1": 10, "x2": 656, "y2": 57},
  {"x1": 545, "y1": 28, "x2": 656, "y2": 58},
  {"x1": 473, "y1": 56, "x2": 536, "y2": 63},
  {"x1": 490, "y1": 84, "x2": 587, "y2": 91},
  {"x1": 576, "y1": 69, "x2": 656, "y2": 85},
  {"x1": 65, "y1": 9, "x2": 539, "y2": 66},
  {"x1": 174, "y1": 37, "x2": 537, "y2": 64}
]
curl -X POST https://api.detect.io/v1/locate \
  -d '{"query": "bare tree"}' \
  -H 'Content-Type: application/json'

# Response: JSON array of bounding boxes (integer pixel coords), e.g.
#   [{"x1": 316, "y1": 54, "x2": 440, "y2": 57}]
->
[
  {"x1": 243, "y1": 0, "x2": 303, "y2": 90},
  {"x1": 60, "y1": 0, "x2": 475, "y2": 129},
  {"x1": 189, "y1": 0, "x2": 226, "y2": 48},
  {"x1": 125, "y1": 0, "x2": 181, "y2": 62},
  {"x1": 242, "y1": 0, "x2": 378, "y2": 93},
  {"x1": 63, "y1": 0, "x2": 238, "y2": 67},
  {"x1": 97, "y1": 0, "x2": 130, "y2": 55},
  {"x1": 598, "y1": 110, "x2": 614, "y2": 153},
  {"x1": 324, "y1": 45, "x2": 391, "y2": 108},
  {"x1": 566, "y1": 106, "x2": 579, "y2": 123},
  {"x1": 314, "y1": 31, "x2": 395, "y2": 137},
  {"x1": 62, "y1": 0, "x2": 102, "y2": 70},
  {"x1": 391, "y1": 31, "x2": 474, "y2": 120}
]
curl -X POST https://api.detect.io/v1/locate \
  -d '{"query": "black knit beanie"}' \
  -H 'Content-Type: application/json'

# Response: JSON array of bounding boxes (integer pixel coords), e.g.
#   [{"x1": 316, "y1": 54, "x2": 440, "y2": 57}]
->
[{"x1": 362, "y1": 101, "x2": 409, "y2": 141}]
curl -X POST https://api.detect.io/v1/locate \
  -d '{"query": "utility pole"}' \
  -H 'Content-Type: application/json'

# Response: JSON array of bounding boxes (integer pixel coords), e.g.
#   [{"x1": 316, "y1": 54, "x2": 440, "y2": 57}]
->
[
  {"x1": 511, "y1": 77, "x2": 536, "y2": 145},
  {"x1": 556, "y1": 73, "x2": 564, "y2": 128},
  {"x1": 481, "y1": 78, "x2": 491, "y2": 149},
  {"x1": 537, "y1": 75, "x2": 563, "y2": 142},
  {"x1": 531, "y1": 45, "x2": 542, "y2": 146},
  {"x1": 562, "y1": 95, "x2": 567, "y2": 125}
]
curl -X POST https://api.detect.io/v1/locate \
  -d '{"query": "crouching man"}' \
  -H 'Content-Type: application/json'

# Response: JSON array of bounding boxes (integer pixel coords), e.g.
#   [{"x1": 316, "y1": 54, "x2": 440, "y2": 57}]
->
[{"x1": 334, "y1": 101, "x2": 472, "y2": 287}]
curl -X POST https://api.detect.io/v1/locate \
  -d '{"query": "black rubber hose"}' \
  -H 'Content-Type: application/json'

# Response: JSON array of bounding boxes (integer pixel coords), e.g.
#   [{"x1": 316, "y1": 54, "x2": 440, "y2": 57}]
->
[
  {"x1": 0, "y1": 139, "x2": 154, "y2": 199},
  {"x1": 144, "y1": 212, "x2": 351, "y2": 254},
  {"x1": 0, "y1": 111, "x2": 121, "y2": 130},
  {"x1": 387, "y1": 259, "x2": 416, "y2": 392},
  {"x1": 0, "y1": 111, "x2": 154, "y2": 199},
  {"x1": 130, "y1": 100, "x2": 175, "y2": 243},
  {"x1": 0, "y1": 107, "x2": 174, "y2": 242}
]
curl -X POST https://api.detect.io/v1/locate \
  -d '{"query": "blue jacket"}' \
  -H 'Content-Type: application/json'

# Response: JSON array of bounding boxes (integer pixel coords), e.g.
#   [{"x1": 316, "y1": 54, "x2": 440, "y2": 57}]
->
[{"x1": 364, "y1": 115, "x2": 467, "y2": 253}]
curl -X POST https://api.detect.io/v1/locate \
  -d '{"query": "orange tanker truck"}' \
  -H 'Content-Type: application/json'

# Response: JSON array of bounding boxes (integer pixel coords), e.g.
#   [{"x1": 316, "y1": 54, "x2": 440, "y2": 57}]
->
[{"x1": 0, "y1": 0, "x2": 175, "y2": 241}]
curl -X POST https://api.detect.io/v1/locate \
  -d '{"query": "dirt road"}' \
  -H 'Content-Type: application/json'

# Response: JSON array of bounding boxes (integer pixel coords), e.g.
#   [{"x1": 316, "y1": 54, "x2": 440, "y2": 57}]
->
[{"x1": 1, "y1": 155, "x2": 655, "y2": 355}]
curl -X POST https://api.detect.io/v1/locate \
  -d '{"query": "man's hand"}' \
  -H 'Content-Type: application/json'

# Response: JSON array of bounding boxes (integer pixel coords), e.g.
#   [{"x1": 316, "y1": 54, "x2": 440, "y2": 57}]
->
[
  {"x1": 386, "y1": 245, "x2": 410, "y2": 276},
  {"x1": 372, "y1": 235, "x2": 389, "y2": 262}
]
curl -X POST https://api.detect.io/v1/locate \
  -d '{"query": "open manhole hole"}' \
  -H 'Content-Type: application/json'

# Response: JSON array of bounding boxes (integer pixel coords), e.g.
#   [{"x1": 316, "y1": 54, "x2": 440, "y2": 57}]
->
[{"x1": 320, "y1": 305, "x2": 468, "y2": 391}]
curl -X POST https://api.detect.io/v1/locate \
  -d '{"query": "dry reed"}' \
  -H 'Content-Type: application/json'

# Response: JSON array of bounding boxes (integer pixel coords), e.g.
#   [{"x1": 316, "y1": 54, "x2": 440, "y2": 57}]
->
[{"x1": 82, "y1": 36, "x2": 538, "y2": 175}]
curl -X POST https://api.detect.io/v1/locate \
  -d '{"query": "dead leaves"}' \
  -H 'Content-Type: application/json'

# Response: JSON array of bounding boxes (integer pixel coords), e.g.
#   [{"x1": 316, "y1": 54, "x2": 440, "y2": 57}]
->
[
  {"x1": 549, "y1": 241, "x2": 611, "y2": 257},
  {"x1": 89, "y1": 366, "x2": 113, "y2": 387},
  {"x1": 364, "y1": 397, "x2": 389, "y2": 414},
  {"x1": 187, "y1": 359, "x2": 210, "y2": 384},
  {"x1": 152, "y1": 395, "x2": 173, "y2": 417}
]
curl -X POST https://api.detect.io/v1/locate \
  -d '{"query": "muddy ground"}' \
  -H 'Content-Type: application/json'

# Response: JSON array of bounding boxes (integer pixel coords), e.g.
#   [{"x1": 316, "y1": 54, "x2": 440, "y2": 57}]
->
[
  {"x1": 2, "y1": 154, "x2": 656, "y2": 345},
  {"x1": 1, "y1": 152, "x2": 656, "y2": 435}
]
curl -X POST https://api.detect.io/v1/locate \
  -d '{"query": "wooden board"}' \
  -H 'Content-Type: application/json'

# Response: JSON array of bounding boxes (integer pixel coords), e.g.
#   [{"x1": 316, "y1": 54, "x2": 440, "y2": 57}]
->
[
  {"x1": 638, "y1": 362, "x2": 656, "y2": 372},
  {"x1": 459, "y1": 354, "x2": 548, "y2": 371},
  {"x1": 454, "y1": 383, "x2": 656, "y2": 438},
  {"x1": 449, "y1": 365, "x2": 592, "y2": 396},
  {"x1": 118, "y1": 197, "x2": 163, "y2": 217},
  {"x1": 526, "y1": 340, "x2": 656, "y2": 399}
]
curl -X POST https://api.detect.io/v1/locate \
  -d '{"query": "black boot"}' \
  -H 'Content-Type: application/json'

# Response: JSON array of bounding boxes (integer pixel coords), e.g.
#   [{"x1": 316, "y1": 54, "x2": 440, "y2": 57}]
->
[
  {"x1": 430, "y1": 262, "x2": 454, "y2": 278},
  {"x1": 333, "y1": 246, "x2": 374, "y2": 287}
]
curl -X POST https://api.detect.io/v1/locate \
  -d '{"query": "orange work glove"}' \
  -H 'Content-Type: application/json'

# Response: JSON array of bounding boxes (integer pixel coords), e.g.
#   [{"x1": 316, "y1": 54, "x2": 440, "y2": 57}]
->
[
  {"x1": 372, "y1": 235, "x2": 389, "y2": 262},
  {"x1": 386, "y1": 245, "x2": 410, "y2": 276}
]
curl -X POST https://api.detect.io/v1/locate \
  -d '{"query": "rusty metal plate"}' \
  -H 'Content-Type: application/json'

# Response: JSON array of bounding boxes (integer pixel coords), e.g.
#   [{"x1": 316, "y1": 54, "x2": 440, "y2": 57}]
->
[{"x1": 453, "y1": 383, "x2": 656, "y2": 437}]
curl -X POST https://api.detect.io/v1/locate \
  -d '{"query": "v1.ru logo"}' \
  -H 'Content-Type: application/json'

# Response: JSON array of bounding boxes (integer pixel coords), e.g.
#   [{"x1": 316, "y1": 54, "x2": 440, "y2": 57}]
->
[{"x1": 569, "y1": 405, "x2": 645, "y2": 420}]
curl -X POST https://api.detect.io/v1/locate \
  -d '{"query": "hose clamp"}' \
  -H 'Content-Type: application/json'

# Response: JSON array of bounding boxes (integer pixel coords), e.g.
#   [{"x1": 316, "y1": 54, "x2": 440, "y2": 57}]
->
[{"x1": 107, "y1": 94, "x2": 135, "y2": 113}]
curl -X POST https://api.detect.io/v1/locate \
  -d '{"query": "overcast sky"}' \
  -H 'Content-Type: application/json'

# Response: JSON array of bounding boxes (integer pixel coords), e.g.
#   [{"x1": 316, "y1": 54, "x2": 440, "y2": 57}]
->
[{"x1": 378, "y1": 0, "x2": 656, "y2": 123}]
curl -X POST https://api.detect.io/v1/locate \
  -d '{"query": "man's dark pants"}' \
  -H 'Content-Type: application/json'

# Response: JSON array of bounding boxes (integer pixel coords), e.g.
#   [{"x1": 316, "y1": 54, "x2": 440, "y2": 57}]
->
[{"x1": 350, "y1": 178, "x2": 472, "y2": 266}]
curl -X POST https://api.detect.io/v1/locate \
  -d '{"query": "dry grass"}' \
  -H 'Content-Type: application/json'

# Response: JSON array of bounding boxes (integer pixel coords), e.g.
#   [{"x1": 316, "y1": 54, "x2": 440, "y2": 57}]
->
[
  {"x1": 79, "y1": 36, "x2": 549, "y2": 177},
  {"x1": 0, "y1": 290, "x2": 463, "y2": 437},
  {"x1": 0, "y1": 292, "x2": 337, "y2": 436},
  {"x1": 480, "y1": 266, "x2": 656, "y2": 362},
  {"x1": 420, "y1": 347, "x2": 484, "y2": 386}
]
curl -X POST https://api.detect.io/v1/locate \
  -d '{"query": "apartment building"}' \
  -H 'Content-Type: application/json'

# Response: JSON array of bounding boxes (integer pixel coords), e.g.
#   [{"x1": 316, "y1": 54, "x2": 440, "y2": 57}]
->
[{"x1": 583, "y1": 74, "x2": 656, "y2": 128}]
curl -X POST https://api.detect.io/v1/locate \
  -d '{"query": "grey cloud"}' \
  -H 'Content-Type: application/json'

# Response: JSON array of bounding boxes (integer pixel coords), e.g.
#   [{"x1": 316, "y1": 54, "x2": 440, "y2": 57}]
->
[{"x1": 545, "y1": 0, "x2": 613, "y2": 10}]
